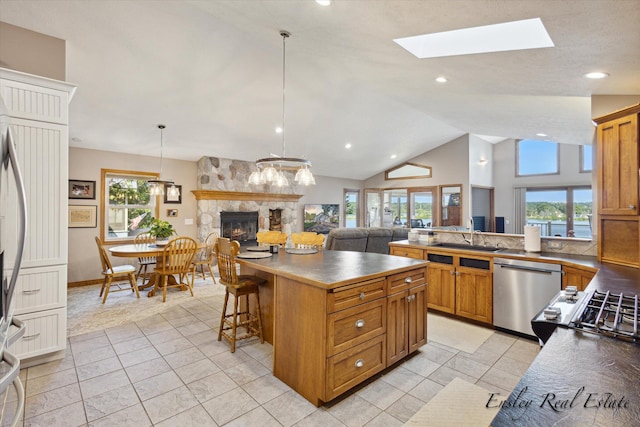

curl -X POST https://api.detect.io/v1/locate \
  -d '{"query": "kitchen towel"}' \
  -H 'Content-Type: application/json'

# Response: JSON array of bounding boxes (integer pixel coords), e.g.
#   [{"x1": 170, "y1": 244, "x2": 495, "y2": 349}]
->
[{"x1": 524, "y1": 225, "x2": 541, "y2": 252}]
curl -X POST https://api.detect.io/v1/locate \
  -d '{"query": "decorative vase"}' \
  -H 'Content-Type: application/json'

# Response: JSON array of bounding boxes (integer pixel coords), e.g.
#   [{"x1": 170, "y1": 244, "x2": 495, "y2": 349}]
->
[{"x1": 155, "y1": 237, "x2": 169, "y2": 246}]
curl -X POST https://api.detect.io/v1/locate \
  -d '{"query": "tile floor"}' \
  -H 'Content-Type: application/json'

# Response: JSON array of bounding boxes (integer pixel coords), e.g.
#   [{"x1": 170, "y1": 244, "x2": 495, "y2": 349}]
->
[{"x1": 2, "y1": 277, "x2": 541, "y2": 426}]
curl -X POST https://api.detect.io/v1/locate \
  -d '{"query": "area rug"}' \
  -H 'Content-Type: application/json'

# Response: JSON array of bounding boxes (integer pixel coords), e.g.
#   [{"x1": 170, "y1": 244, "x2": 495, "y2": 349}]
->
[
  {"x1": 404, "y1": 378, "x2": 499, "y2": 426},
  {"x1": 427, "y1": 313, "x2": 493, "y2": 354}
]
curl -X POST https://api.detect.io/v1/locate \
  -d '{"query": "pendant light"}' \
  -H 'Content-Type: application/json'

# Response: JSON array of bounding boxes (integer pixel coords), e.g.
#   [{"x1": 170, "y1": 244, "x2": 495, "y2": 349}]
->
[
  {"x1": 247, "y1": 31, "x2": 315, "y2": 187},
  {"x1": 148, "y1": 124, "x2": 180, "y2": 197}
]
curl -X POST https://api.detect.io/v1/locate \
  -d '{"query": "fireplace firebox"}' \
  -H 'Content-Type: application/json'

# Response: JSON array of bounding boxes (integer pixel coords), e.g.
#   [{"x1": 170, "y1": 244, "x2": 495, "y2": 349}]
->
[{"x1": 220, "y1": 211, "x2": 259, "y2": 247}]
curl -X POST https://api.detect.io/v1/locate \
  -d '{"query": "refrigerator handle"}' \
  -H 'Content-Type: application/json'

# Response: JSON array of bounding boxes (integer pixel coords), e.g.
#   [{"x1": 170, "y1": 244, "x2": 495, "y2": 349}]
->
[{"x1": 4, "y1": 125, "x2": 27, "y2": 317}]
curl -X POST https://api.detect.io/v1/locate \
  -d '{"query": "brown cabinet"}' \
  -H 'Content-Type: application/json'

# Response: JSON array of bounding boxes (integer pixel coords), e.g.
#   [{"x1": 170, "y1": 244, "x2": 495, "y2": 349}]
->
[
  {"x1": 386, "y1": 269, "x2": 427, "y2": 366},
  {"x1": 594, "y1": 104, "x2": 640, "y2": 267},
  {"x1": 425, "y1": 251, "x2": 493, "y2": 324},
  {"x1": 562, "y1": 265, "x2": 596, "y2": 291},
  {"x1": 456, "y1": 266, "x2": 492, "y2": 323},
  {"x1": 426, "y1": 261, "x2": 456, "y2": 314},
  {"x1": 390, "y1": 246, "x2": 424, "y2": 260},
  {"x1": 274, "y1": 265, "x2": 428, "y2": 406}
]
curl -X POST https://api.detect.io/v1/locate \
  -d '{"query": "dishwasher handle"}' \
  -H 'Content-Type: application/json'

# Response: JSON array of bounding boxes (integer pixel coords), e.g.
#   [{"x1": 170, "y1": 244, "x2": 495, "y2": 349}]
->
[{"x1": 495, "y1": 263, "x2": 559, "y2": 275}]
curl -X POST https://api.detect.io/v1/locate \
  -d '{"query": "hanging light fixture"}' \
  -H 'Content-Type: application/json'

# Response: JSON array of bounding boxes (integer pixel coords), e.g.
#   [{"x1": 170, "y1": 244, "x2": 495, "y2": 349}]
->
[
  {"x1": 148, "y1": 124, "x2": 180, "y2": 197},
  {"x1": 247, "y1": 31, "x2": 315, "y2": 187}
]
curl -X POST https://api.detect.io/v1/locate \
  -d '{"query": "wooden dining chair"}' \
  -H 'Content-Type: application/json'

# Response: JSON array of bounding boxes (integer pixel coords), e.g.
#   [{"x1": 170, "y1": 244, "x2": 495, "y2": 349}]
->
[
  {"x1": 290, "y1": 232, "x2": 325, "y2": 250},
  {"x1": 134, "y1": 231, "x2": 156, "y2": 286},
  {"x1": 95, "y1": 236, "x2": 140, "y2": 304},
  {"x1": 153, "y1": 236, "x2": 198, "y2": 302},
  {"x1": 191, "y1": 232, "x2": 218, "y2": 284},
  {"x1": 215, "y1": 237, "x2": 265, "y2": 353},
  {"x1": 256, "y1": 230, "x2": 288, "y2": 248}
]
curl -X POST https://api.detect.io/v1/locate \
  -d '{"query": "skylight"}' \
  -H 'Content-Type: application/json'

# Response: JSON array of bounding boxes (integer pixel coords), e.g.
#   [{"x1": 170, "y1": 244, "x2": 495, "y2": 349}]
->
[{"x1": 394, "y1": 18, "x2": 554, "y2": 59}]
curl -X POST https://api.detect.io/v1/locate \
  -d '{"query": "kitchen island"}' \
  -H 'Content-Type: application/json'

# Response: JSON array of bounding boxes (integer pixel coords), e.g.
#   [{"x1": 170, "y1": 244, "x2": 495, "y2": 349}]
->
[{"x1": 236, "y1": 249, "x2": 429, "y2": 406}]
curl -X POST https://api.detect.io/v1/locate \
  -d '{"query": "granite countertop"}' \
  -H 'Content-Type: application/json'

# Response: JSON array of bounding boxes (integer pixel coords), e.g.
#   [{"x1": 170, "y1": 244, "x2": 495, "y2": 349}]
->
[
  {"x1": 491, "y1": 327, "x2": 640, "y2": 426},
  {"x1": 236, "y1": 249, "x2": 428, "y2": 289}
]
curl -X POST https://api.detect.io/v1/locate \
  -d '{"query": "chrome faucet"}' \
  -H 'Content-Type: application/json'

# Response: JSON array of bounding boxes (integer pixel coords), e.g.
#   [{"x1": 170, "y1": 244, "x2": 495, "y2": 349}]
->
[{"x1": 464, "y1": 217, "x2": 474, "y2": 245}]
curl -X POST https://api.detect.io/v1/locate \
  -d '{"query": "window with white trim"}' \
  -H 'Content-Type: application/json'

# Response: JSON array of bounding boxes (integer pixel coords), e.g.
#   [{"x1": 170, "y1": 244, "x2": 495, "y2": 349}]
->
[
  {"x1": 101, "y1": 169, "x2": 159, "y2": 242},
  {"x1": 516, "y1": 139, "x2": 559, "y2": 176}
]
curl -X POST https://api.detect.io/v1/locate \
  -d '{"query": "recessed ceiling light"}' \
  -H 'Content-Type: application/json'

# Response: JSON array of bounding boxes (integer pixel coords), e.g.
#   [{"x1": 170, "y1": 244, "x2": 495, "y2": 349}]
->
[
  {"x1": 275, "y1": 127, "x2": 283, "y2": 134},
  {"x1": 435, "y1": 76, "x2": 448, "y2": 83},
  {"x1": 345, "y1": 143, "x2": 352, "y2": 149},
  {"x1": 390, "y1": 154, "x2": 397, "y2": 159},
  {"x1": 394, "y1": 18, "x2": 554, "y2": 59},
  {"x1": 536, "y1": 133, "x2": 547, "y2": 137},
  {"x1": 315, "y1": 0, "x2": 331, "y2": 5},
  {"x1": 584, "y1": 72, "x2": 609, "y2": 79}
]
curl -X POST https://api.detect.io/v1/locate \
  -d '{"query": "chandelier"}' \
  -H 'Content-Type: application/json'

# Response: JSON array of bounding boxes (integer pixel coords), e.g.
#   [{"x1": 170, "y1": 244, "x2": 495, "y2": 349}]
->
[
  {"x1": 148, "y1": 124, "x2": 180, "y2": 197},
  {"x1": 247, "y1": 31, "x2": 315, "y2": 187}
]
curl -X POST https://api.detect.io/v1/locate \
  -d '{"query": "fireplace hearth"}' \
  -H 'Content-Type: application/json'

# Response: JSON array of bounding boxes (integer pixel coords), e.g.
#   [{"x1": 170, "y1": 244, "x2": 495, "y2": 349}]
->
[{"x1": 220, "y1": 211, "x2": 259, "y2": 247}]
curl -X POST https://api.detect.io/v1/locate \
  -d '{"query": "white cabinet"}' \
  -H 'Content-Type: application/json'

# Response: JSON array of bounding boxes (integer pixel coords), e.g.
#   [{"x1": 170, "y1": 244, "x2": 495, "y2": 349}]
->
[{"x1": 1, "y1": 68, "x2": 75, "y2": 366}]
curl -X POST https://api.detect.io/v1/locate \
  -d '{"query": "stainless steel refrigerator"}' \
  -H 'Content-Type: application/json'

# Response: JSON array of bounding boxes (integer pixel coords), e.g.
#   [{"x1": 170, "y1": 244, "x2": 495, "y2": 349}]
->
[{"x1": 0, "y1": 100, "x2": 27, "y2": 425}]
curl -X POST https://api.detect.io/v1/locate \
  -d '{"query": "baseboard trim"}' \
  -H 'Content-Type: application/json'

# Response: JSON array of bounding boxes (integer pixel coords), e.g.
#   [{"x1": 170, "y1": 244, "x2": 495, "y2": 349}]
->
[{"x1": 68, "y1": 278, "x2": 102, "y2": 288}]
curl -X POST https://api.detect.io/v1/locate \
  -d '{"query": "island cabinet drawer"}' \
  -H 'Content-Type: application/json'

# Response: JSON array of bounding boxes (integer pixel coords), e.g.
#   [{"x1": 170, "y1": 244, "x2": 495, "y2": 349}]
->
[
  {"x1": 327, "y1": 299, "x2": 386, "y2": 356},
  {"x1": 328, "y1": 278, "x2": 386, "y2": 313},
  {"x1": 326, "y1": 335, "x2": 386, "y2": 401},
  {"x1": 390, "y1": 247, "x2": 424, "y2": 260},
  {"x1": 388, "y1": 268, "x2": 427, "y2": 294}
]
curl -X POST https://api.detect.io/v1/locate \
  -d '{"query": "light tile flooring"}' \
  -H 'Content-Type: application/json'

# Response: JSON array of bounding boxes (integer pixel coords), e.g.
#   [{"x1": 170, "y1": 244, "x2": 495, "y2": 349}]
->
[{"x1": 3, "y1": 277, "x2": 541, "y2": 426}]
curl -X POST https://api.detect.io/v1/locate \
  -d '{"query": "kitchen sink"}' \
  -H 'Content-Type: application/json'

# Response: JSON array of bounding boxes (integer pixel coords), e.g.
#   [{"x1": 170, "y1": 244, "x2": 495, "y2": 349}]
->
[{"x1": 432, "y1": 242, "x2": 502, "y2": 252}]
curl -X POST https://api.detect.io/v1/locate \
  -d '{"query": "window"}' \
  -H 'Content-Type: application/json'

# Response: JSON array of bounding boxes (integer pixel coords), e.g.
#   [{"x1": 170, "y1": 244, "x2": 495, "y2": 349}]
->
[
  {"x1": 343, "y1": 189, "x2": 360, "y2": 228},
  {"x1": 101, "y1": 169, "x2": 159, "y2": 242},
  {"x1": 408, "y1": 187, "x2": 436, "y2": 228},
  {"x1": 384, "y1": 189, "x2": 408, "y2": 227},
  {"x1": 524, "y1": 186, "x2": 592, "y2": 238},
  {"x1": 516, "y1": 139, "x2": 559, "y2": 176},
  {"x1": 580, "y1": 144, "x2": 593, "y2": 172}
]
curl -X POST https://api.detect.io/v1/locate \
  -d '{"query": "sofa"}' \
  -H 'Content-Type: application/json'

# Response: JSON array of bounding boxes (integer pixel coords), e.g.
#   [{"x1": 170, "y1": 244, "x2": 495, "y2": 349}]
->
[{"x1": 324, "y1": 227, "x2": 409, "y2": 254}]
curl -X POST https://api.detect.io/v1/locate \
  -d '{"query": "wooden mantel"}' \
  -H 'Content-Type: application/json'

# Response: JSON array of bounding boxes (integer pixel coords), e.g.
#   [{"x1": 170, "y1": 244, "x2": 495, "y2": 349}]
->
[{"x1": 192, "y1": 190, "x2": 303, "y2": 202}]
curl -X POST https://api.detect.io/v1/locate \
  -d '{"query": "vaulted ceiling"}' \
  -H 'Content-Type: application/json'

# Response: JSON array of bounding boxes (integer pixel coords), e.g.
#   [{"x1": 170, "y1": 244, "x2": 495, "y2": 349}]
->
[{"x1": 1, "y1": 0, "x2": 639, "y2": 179}]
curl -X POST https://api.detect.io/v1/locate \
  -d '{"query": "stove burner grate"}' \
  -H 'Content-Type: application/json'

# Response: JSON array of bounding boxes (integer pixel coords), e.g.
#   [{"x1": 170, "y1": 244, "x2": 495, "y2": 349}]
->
[{"x1": 572, "y1": 290, "x2": 638, "y2": 343}]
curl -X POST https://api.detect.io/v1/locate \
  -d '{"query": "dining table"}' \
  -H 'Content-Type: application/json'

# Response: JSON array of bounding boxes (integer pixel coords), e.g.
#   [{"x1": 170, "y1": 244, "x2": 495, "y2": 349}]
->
[{"x1": 109, "y1": 242, "x2": 200, "y2": 297}]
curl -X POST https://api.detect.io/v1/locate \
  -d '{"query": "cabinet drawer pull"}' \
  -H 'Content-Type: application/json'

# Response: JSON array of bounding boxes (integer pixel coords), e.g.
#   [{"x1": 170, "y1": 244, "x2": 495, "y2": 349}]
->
[
  {"x1": 22, "y1": 289, "x2": 41, "y2": 294},
  {"x1": 408, "y1": 295, "x2": 414, "y2": 302},
  {"x1": 355, "y1": 319, "x2": 365, "y2": 328},
  {"x1": 450, "y1": 271, "x2": 455, "y2": 276},
  {"x1": 405, "y1": 277, "x2": 412, "y2": 284},
  {"x1": 359, "y1": 292, "x2": 365, "y2": 301},
  {"x1": 23, "y1": 333, "x2": 41, "y2": 341},
  {"x1": 629, "y1": 205, "x2": 636, "y2": 209},
  {"x1": 355, "y1": 359, "x2": 364, "y2": 368}
]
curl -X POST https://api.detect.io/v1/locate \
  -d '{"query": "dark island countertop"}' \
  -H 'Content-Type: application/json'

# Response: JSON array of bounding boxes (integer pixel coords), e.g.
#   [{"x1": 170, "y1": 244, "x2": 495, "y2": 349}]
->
[{"x1": 235, "y1": 249, "x2": 428, "y2": 290}]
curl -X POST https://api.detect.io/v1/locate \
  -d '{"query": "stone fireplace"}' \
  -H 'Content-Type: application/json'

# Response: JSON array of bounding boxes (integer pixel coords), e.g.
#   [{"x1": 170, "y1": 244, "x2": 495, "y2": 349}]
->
[
  {"x1": 220, "y1": 211, "x2": 259, "y2": 246},
  {"x1": 194, "y1": 157, "x2": 304, "y2": 242}
]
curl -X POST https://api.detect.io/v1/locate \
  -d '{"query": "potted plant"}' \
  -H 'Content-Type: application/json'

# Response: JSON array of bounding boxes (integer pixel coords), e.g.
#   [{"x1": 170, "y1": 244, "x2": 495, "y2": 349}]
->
[{"x1": 149, "y1": 219, "x2": 176, "y2": 245}]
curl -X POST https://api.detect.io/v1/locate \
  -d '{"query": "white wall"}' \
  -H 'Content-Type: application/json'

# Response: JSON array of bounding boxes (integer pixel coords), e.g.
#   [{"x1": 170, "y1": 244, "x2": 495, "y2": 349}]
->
[
  {"x1": 492, "y1": 139, "x2": 592, "y2": 234},
  {"x1": 68, "y1": 147, "x2": 198, "y2": 283},
  {"x1": 364, "y1": 134, "x2": 471, "y2": 223},
  {"x1": 468, "y1": 135, "x2": 493, "y2": 188}
]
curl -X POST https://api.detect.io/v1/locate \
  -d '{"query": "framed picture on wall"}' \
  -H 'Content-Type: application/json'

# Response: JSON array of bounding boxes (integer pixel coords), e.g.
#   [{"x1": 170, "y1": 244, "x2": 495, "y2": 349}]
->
[
  {"x1": 303, "y1": 204, "x2": 340, "y2": 234},
  {"x1": 69, "y1": 205, "x2": 97, "y2": 228},
  {"x1": 164, "y1": 184, "x2": 182, "y2": 204},
  {"x1": 69, "y1": 179, "x2": 96, "y2": 199},
  {"x1": 167, "y1": 209, "x2": 178, "y2": 217}
]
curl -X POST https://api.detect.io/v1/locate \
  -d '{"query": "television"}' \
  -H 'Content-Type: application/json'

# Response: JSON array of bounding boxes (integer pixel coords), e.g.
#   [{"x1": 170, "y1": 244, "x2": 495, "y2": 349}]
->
[{"x1": 303, "y1": 204, "x2": 339, "y2": 234}]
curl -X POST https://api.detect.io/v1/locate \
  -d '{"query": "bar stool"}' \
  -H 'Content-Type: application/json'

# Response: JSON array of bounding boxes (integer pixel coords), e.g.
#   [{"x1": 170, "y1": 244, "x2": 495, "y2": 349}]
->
[{"x1": 214, "y1": 237, "x2": 265, "y2": 353}]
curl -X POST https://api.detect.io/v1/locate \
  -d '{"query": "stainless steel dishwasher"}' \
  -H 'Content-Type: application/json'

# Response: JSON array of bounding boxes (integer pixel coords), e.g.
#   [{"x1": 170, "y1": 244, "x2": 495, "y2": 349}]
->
[{"x1": 493, "y1": 257, "x2": 562, "y2": 337}]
